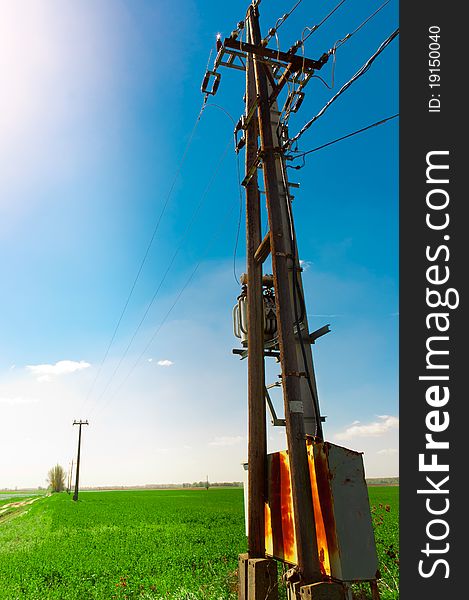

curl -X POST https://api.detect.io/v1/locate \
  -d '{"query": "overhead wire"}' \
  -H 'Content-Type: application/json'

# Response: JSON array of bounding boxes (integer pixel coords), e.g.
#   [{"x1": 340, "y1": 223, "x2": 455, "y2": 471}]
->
[
  {"x1": 332, "y1": 0, "x2": 392, "y2": 51},
  {"x1": 285, "y1": 1, "x2": 394, "y2": 117},
  {"x1": 287, "y1": 113, "x2": 399, "y2": 167},
  {"x1": 322, "y1": 0, "x2": 392, "y2": 88},
  {"x1": 205, "y1": 102, "x2": 244, "y2": 285},
  {"x1": 277, "y1": 0, "x2": 304, "y2": 30},
  {"x1": 90, "y1": 178, "x2": 243, "y2": 420},
  {"x1": 279, "y1": 1, "x2": 349, "y2": 129},
  {"x1": 233, "y1": 153, "x2": 244, "y2": 285},
  {"x1": 301, "y1": 0, "x2": 348, "y2": 43},
  {"x1": 283, "y1": 0, "x2": 347, "y2": 100},
  {"x1": 88, "y1": 136, "x2": 233, "y2": 414},
  {"x1": 287, "y1": 28, "x2": 399, "y2": 148},
  {"x1": 262, "y1": 0, "x2": 304, "y2": 46},
  {"x1": 79, "y1": 100, "x2": 208, "y2": 415}
]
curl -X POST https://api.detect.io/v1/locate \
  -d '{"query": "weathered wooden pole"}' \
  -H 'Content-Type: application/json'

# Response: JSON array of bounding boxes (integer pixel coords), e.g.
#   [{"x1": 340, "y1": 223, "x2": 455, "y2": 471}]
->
[
  {"x1": 249, "y1": 5, "x2": 322, "y2": 585},
  {"x1": 245, "y1": 8, "x2": 266, "y2": 558},
  {"x1": 72, "y1": 419, "x2": 89, "y2": 502}
]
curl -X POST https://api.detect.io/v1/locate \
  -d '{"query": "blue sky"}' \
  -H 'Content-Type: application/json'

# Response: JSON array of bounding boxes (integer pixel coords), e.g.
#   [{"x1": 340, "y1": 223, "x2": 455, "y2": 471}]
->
[{"x1": 0, "y1": 0, "x2": 398, "y2": 488}]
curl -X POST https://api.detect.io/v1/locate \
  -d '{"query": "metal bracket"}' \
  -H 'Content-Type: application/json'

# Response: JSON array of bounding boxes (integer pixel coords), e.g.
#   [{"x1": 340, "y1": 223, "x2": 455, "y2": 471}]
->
[
  {"x1": 241, "y1": 152, "x2": 262, "y2": 187},
  {"x1": 232, "y1": 348, "x2": 280, "y2": 360},
  {"x1": 265, "y1": 386, "x2": 286, "y2": 426},
  {"x1": 244, "y1": 96, "x2": 260, "y2": 129},
  {"x1": 309, "y1": 324, "x2": 331, "y2": 344}
]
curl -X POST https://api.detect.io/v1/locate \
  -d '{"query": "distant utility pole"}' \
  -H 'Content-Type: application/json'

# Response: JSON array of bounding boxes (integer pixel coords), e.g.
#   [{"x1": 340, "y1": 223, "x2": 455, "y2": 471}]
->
[
  {"x1": 72, "y1": 420, "x2": 89, "y2": 502},
  {"x1": 67, "y1": 459, "x2": 74, "y2": 494}
]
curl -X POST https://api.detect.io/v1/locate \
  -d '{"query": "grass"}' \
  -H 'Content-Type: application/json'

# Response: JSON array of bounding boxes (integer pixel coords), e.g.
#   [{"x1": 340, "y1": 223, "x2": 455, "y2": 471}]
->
[
  {"x1": 0, "y1": 487, "x2": 399, "y2": 599},
  {"x1": 365, "y1": 486, "x2": 399, "y2": 600},
  {"x1": 0, "y1": 489, "x2": 245, "y2": 599}
]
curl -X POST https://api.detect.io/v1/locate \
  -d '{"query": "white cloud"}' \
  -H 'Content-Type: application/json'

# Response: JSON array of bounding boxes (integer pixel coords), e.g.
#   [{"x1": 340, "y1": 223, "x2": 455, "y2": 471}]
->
[
  {"x1": 208, "y1": 436, "x2": 244, "y2": 447},
  {"x1": 299, "y1": 259, "x2": 312, "y2": 271},
  {"x1": 157, "y1": 359, "x2": 174, "y2": 367},
  {"x1": 0, "y1": 396, "x2": 40, "y2": 405},
  {"x1": 378, "y1": 448, "x2": 399, "y2": 456},
  {"x1": 334, "y1": 415, "x2": 399, "y2": 441},
  {"x1": 26, "y1": 359, "x2": 91, "y2": 382}
]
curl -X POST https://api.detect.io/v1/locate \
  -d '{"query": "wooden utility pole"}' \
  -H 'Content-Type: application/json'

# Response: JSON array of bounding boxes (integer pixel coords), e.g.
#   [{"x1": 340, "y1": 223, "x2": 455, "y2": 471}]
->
[
  {"x1": 72, "y1": 420, "x2": 89, "y2": 502},
  {"x1": 245, "y1": 11, "x2": 266, "y2": 559},
  {"x1": 202, "y1": 2, "x2": 340, "y2": 596},
  {"x1": 247, "y1": 6, "x2": 321, "y2": 584}
]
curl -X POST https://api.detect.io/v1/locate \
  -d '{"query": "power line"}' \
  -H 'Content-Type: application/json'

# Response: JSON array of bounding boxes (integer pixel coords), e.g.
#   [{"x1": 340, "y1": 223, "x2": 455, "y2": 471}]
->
[
  {"x1": 279, "y1": 0, "x2": 348, "y2": 122},
  {"x1": 233, "y1": 152, "x2": 244, "y2": 285},
  {"x1": 288, "y1": 113, "x2": 399, "y2": 165},
  {"x1": 301, "y1": 0, "x2": 348, "y2": 43},
  {"x1": 204, "y1": 102, "x2": 244, "y2": 285},
  {"x1": 288, "y1": 28, "x2": 399, "y2": 147},
  {"x1": 316, "y1": 0, "x2": 394, "y2": 93},
  {"x1": 89, "y1": 137, "x2": 233, "y2": 413},
  {"x1": 274, "y1": 0, "x2": 304, "y2": 33},
  {"x1": 90, "y1": 190, "x2": 241, "y2": 420},
  {"x1": 333, "y1": 0, "x2": 393, "y2": 51},
  {"x1": 262, "y1": 0, "x2": 304, "y2": 45},
  {"x1": 79, "y1": 101, "x2": 207, "y2": 414}
]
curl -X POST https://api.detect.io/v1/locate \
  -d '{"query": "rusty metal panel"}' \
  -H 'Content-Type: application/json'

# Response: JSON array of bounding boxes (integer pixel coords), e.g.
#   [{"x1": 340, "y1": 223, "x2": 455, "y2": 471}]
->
[
  {"x1": 264, "y1": 441, "x2": 379, "y2": 582},
  {"x1": 313, "y1": 442, "x2": 379, "y2": 582},
  {"x1": 265, "y1": 451, "x2": 298, "y2": 566},
  {"x1": 265, "y1": 450, "x2": 329, "y2": 575}
]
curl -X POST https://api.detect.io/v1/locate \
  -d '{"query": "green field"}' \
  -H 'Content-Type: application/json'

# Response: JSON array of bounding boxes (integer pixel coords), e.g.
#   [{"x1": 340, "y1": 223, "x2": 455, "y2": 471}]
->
[
  {"x1": 354, "y1": 486, "x2": 399, "y2": 600},
  {"x1": 0, "y1": 487, "x2": 398, "y2": 600}
]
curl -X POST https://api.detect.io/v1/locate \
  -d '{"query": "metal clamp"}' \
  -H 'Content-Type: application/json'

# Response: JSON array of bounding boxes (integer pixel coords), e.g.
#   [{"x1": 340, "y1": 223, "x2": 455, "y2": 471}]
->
[{"x1": 201, "y1": 70, "x2": 221, "y2": 96}]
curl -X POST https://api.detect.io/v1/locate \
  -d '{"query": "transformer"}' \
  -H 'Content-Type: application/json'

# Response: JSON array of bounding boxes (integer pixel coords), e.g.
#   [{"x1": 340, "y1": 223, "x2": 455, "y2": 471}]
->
[{"x1": 232, "y1": 276, "x2": 278, "y2": 347}]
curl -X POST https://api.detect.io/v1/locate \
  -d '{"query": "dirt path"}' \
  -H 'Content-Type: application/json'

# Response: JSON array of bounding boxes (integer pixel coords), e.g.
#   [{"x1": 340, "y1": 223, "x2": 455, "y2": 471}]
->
[{"x1": 0, "y1": 495, "x2": 48, "y2": 523}]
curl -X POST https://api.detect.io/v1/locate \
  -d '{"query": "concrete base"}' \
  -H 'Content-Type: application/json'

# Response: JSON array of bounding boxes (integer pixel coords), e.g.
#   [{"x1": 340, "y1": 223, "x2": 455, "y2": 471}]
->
[
  {"x1": 238, "y1": 554, "x2": 278, "y2": 600},
  {"x1": 299, "y1": 582, "x2": 347, "y2": 600}
]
